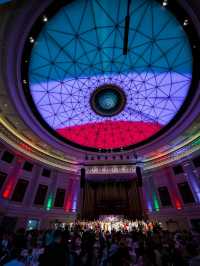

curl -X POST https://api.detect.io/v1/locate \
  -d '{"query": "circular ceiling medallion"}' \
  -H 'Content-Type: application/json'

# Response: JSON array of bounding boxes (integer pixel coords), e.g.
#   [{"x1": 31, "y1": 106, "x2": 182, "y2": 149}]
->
[
  {"x1": 90, "y1": 84, "x2": 126, "y2": 117},
  {"x1": 22, "y1": 0, "x2": 197, "y2": 151}
]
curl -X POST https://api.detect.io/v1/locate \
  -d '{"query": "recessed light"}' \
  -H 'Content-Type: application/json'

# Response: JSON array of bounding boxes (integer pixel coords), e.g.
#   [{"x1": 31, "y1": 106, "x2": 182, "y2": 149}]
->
[
  {"x1": 183, "y1": 19, "x2": 189, "y2": 26},
  {"x1": 43, "y1": 16, "x2": 48, "y2": 22},
  {"x1": 29, "y1": 37, "x2": 34, "y2": 43},
  {"x1": 162, "y1": 1, "x2": 168, "y2": 7}
]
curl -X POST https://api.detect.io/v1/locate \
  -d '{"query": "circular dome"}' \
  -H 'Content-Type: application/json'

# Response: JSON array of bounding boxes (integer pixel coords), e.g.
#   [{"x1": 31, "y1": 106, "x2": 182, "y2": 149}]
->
[
  {"x1": 91, "y1": 84, "x2": 126, "y2": 116},
  {"x1": 25, "y1": 0, "x2": 194, "y2": 151}
]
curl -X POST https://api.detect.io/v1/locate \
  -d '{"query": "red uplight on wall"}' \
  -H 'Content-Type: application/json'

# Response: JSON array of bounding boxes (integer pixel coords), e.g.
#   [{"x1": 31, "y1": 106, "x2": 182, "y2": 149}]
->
[
  {"x1": 2, "y1": 161, "x2": 23, "y2": 199},
  {"x1": 65, "y1": 179, "x2": 73, "y2": 212},
  {"x1": 2, "y1": 179, "x2": 14, "y2": 199},
  {"x1": 175, "y1": 199, "x2": 182, "y2": 210}
]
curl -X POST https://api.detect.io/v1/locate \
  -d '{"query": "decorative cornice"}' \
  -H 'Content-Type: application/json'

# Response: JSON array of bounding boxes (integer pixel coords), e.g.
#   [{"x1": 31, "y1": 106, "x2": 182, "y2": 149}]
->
[
  {"x1": 86, "y1": 165, "x2": 136, "y2": 175},
  {"x1": 0, "y1": 115, "x2": 78, "y2": 172}
]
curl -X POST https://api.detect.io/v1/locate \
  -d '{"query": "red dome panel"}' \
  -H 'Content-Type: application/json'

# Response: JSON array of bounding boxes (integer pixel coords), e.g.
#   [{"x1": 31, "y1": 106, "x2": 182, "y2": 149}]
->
[{"x1": 57, "y1": 121, "x2": 162, "y2": 149}]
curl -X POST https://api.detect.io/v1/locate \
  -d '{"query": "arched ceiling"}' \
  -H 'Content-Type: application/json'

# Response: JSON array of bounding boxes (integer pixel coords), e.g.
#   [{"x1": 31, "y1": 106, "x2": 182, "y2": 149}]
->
[{"x1": 0, "y1": 0, "x2": 199, "y2": 171}]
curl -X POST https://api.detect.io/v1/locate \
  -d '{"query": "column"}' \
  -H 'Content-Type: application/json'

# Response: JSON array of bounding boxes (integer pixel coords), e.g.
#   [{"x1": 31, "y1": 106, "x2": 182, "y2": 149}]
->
[
  {"x1": 149, "y1": 174, "x2": 160, "y2": 212},
  {"x1": 142, "y1": 175, "x2": 153, "y2": 213},
  {"x1": 64, "y1": 178, "x2": 74, "y2": 212},
  {"x1": 23, "y1": 165, "x2": 42, "y2": 207},
  {"x1": 136, "y1": 167, "x2": 148, "y2": 217},
  {"x1": 164, "y1": 167, "x2": 182, "y2": 210},
  {"x1": 1, "y1": 156, "x2": 24, "y2": 199},
  {"x1": 143, "y1": 172, "x2": 160, "y2": 212},
  {"x1": 71, "y1": 176, "x2": 80, "y2": 213},
  {"x1": 139, "y1": 173, "x2": 153, "y2": 214},
  {"x1": 76, "y1": 176, "x2": 82, "y2": 217},
  {"x1": 182, "y1": 160, "x2": 200, "y2": 203},
  {"x1": 45, "y1": 170, "x2": 58, "y2": 211}
]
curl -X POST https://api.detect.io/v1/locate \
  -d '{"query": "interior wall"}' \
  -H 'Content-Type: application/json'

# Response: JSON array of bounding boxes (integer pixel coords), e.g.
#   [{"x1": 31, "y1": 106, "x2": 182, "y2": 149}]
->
[
  {"x1": 0, "y1": 142, "x2": 80, "y2": 230},
  {"x1": 0, "y1": 138, "x2": 200, "y2": 231},
  {"x1": 143, "y1": 159, "x2": 200, "y2": 231}
]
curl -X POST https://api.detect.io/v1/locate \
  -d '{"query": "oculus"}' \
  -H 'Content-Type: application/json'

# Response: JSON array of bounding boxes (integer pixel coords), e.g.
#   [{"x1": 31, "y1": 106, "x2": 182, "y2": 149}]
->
[{"x1": 90, "y1": 84, "x2": 126, "y2": 117}]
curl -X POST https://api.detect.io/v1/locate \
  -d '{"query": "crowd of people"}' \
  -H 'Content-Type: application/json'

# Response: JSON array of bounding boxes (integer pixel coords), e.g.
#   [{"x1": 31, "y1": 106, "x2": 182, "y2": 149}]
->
[
  {"x1": 0, "y1": 219, "x2": 200, "y2": 266},
  {"x1": 67, "y1": 219, "x2": 155, "y2": 233}
]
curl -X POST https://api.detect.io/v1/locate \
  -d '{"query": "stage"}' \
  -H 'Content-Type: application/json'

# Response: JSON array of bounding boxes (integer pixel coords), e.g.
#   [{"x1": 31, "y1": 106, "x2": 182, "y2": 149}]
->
[{"x1": 68, "y1": 216, "x2": 161, "y2": 233}]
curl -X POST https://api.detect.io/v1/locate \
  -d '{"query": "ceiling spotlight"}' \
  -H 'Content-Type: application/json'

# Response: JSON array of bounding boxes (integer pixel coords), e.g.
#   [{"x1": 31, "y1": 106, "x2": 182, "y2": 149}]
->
[
  {"x1": 183, "y1": 19, "x2": 189, "y2": 26},
  {"x1": 23, "y1": 80, "x2": 27, "y2": 84},
  {"x1": 43, "y1": 16, "x2": 48, "y2": 22},
  {"x1": 29, "y1": 37, "x2": 34, "y2": 43},
  {"x1": 162, "y1": 0, "x2": 168, "y2": 7}
]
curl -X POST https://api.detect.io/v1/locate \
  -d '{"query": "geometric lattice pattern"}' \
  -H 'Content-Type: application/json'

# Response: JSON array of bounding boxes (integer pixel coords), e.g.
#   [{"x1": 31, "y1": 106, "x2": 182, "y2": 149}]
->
[{"x1": 29, "y1": 0, "x2": 192, "y2": 150}]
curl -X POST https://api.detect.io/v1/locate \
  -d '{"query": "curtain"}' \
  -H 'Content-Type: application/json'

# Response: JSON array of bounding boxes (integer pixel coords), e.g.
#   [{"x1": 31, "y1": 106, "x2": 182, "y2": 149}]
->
[
  {"x1": 80, "y1": 179, "x2": 143, "y2": 219},
  {"x1": 128, "y1": 180, "x2": 143, "y2": 219}
]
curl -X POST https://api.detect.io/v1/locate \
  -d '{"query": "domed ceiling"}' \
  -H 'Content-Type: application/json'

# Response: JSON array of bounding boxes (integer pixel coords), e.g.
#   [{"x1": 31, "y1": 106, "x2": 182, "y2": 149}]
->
[
  {"x1": 25, "y1": 0, "x2": 194, "y2": 152},
  {"x1": 0, "y1": 0, "x2": 199, "y2": 169}
]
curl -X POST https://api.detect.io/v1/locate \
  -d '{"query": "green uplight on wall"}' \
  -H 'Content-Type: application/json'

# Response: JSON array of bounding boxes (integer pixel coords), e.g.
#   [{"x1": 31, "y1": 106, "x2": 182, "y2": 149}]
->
[
  {"x1": 153, "y1": 192, "x2": 160, "y2": 212},
  {"x1": 46, "y1": 194, "x2": 53, "y2": 211}
]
